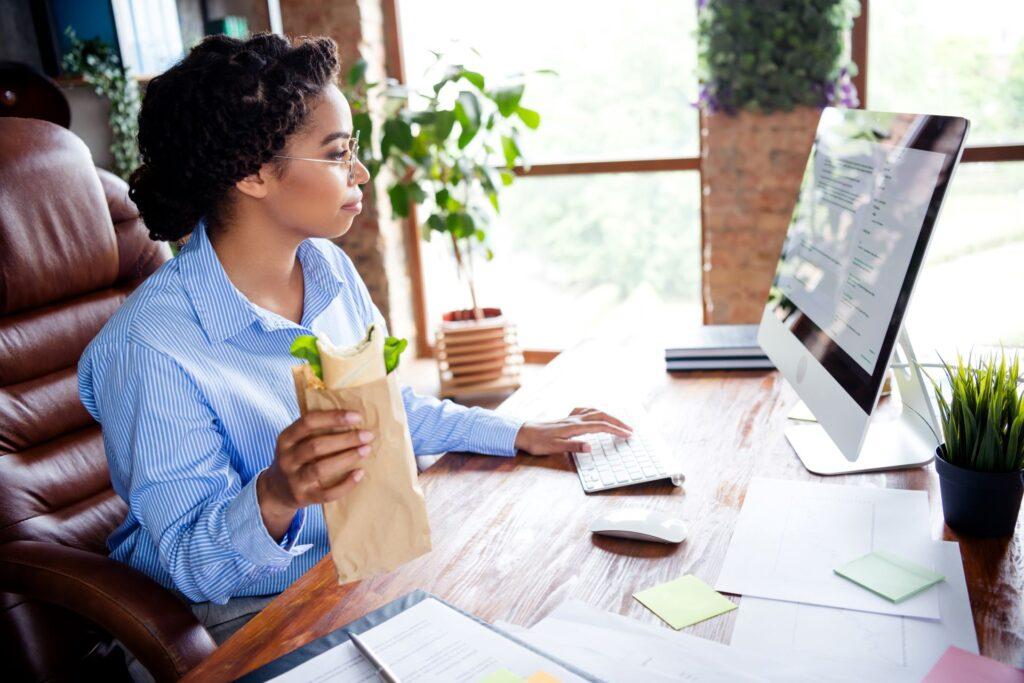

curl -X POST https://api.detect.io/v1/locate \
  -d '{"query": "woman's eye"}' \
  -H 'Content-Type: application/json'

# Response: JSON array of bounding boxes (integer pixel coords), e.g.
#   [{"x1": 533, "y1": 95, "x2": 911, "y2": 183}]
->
[{"x1": 329, "y1": 150, "x2": 350, "y2": 161}]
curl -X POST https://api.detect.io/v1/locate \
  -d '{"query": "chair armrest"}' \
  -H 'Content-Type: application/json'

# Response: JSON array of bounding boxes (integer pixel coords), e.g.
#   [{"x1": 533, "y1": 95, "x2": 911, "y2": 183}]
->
[{"x1": 0, "y1": 540, "x2": 216, "y2": 681}]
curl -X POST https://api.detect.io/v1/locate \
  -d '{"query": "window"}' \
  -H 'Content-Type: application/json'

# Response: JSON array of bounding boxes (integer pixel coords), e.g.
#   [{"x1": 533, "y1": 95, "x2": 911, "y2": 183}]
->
[
  {"x1": 868, "y1": 0, "x2": 1024, "y2": 350},
  {"x1": 419, "y1": 171, "x2": 702, "y2": 349},
  {"x1": 394, "y1": 0, "x2": 702, "y2": 354}
]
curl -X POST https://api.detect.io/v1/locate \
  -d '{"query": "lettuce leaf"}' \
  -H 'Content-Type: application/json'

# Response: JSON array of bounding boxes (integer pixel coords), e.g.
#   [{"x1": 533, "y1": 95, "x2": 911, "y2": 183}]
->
[
  {"x1": 289, "y1": 328, "x2": 408, "y2": 379},
  {"x1": 289, "y1": 335, "x2": 323, "y2": 380},
  {"x1": 384, "y1": 335, "x2": 409, "y2": 374}
]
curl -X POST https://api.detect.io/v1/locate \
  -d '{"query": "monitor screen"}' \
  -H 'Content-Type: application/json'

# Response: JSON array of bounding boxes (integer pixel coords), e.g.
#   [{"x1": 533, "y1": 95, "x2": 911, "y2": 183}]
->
[{"x1": 766, "y1": 109, "x2": 968, "y2": 413}]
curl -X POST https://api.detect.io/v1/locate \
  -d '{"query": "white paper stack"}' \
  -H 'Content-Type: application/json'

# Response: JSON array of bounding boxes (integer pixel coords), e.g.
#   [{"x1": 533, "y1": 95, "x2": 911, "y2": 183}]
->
[
  {"x1": 717, "y1": 478, "x2": 979, "y2": 681},
  {"x1": 492, "y1": 478, "x2": 979, "y2": 682}
]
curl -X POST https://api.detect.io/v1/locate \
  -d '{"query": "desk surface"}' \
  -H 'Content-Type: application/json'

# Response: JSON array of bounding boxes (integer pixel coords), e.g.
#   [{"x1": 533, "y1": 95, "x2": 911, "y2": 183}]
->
[{"x1": 183, "y1": 334, "x2": 1023, "y2": 681}]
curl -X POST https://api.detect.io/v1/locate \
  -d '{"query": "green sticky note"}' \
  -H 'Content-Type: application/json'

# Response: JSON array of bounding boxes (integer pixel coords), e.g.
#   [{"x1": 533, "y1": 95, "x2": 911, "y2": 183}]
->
[
  {"x1": 633, "y1": 575, "x2": 737, "y2": 629},
  {"x1": 834, "y1": 550, "x2": 944, "y2": 603},
  {"x1": 479, "y1": 669, "x2": 524, "y2": 683}
]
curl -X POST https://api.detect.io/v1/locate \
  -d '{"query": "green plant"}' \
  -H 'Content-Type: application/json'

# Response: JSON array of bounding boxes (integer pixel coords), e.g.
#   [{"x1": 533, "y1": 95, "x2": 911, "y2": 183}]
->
[
  {"x1": 932, "y1": 351, "x2": 1024, "y2": 473},
  {"x1": 344, "y1": 54, "x2": 546, "y2": 318},
  {"x1": 61, "y1": 28, "x2": 142, "y2": 181},
  {"x1": 696, "y1": 0, "x2": 861, "y2": 114}
]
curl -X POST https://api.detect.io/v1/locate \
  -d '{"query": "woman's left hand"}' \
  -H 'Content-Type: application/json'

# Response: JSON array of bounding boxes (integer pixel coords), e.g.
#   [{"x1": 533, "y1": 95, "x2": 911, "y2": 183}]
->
[{"x1": 513, "y1": 407, "x2": 634, "y2": 456}]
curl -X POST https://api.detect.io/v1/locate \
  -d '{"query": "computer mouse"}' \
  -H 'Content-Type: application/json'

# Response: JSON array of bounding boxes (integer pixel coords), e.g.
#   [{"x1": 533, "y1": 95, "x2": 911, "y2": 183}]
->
[{"x1": 590, "y1": 507, "x2": 687, "y2": 544}]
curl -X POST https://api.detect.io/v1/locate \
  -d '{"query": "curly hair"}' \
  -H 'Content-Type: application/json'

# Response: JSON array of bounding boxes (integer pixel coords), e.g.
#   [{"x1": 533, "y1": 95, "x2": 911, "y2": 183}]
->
[{"x1": 128, "y1": 33, "x2": 340, "y2": 242}]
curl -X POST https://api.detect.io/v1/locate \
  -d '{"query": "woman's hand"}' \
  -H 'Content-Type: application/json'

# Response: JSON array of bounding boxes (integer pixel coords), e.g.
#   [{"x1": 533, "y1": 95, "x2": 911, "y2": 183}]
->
[
  {"x1": 514, "y1": 407, "x2": 634, "y2": 456},
  {"x1": 258, "y1": 409, "x2": 374, "y2": 540}
]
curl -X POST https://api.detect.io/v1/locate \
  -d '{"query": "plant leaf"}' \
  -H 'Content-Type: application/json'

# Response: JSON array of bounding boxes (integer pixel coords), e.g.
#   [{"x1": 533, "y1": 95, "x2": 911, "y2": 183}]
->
[
  {"x1": 515, "y1": 105, "x2": 541, "y2": 129},
  {"x1": 347, "y1": 58, "x2": 368, "y2": 86},
  {"x1": 490, "y1": 84, "x2": 525, "y2": 117}
]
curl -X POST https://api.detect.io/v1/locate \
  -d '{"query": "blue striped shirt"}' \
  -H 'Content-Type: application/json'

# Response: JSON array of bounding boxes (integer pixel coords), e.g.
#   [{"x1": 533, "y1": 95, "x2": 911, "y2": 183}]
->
[{"x1": 77, "y1": 219, "x2": 524, "y2": 604}]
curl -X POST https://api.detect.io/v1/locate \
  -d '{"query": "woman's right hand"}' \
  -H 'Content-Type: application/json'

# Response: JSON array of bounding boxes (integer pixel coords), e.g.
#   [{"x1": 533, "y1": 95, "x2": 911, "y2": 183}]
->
[{"x1": 257, "y1": 409, "x2": 375, "y2": 540}]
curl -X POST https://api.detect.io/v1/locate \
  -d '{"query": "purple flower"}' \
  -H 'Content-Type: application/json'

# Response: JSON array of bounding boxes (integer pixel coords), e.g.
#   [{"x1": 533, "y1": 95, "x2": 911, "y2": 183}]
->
[{"x1": 824, "y1": 66, "x2": 860, "y2": 108}]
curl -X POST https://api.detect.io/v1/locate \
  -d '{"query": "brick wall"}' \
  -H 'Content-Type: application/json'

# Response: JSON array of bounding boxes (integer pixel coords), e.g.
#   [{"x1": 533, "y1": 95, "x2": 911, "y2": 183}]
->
[
  {"x1": 280, "y1": 0, "x2": 398, "y2": 333},
  {"x1": 701, "y1": 107, "x2": 820, "y2": 324}
]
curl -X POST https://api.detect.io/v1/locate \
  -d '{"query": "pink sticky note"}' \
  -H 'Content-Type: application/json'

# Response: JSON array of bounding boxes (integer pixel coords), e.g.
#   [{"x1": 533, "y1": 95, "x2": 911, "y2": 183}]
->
[{"x1": 922, "y1": 646, "x2": 1024, "y2": 683}]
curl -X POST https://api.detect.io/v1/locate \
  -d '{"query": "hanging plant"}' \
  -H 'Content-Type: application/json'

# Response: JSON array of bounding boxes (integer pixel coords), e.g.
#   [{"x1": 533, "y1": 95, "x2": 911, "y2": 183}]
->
[
  {"x1": 696, "y1": 0, "x2": 861, "y2": 114},
  {"x1": 61, "y1": 27, "x2": 142, "y2": 180}
]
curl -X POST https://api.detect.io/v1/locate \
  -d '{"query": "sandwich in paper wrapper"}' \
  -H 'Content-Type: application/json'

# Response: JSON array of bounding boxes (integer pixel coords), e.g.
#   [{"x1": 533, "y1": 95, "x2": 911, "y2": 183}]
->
[{"x1": 290, "y1": 324, "x2": 431, "y2": 584}]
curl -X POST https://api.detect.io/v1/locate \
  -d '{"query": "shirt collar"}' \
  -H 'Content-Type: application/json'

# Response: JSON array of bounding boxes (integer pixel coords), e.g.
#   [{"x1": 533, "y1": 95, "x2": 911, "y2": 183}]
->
[{"x1": 179, "y1": 218, "x2": 345, "y2": 344}]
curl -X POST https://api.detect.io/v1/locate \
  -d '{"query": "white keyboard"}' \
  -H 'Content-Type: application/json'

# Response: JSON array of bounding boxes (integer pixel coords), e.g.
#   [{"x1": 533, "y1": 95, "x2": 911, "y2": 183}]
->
[{"x1": 572, "y1": 411, "x2": 683, "y2": 493}]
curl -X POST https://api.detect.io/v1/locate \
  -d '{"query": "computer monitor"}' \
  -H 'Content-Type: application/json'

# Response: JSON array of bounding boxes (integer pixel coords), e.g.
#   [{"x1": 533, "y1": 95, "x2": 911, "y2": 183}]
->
[{"x1": 757, "y1": 108, "x2": 969, "y2": 475}]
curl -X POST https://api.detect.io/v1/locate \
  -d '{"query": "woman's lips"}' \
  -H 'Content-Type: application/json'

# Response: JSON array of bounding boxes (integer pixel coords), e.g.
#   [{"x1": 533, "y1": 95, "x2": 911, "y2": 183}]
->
[{"x1": 341, "y1": 195, "x2": 363, "y2": 212}]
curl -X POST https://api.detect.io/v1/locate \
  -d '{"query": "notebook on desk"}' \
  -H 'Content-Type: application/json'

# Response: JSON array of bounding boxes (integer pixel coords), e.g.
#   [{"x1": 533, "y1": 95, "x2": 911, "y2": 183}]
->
[
  {"x1": 238, "y1": 590, "x2": 598, "y2": 682},
  {"x1": 664, "y1": 324, "x2": 773, "y2": 371}
]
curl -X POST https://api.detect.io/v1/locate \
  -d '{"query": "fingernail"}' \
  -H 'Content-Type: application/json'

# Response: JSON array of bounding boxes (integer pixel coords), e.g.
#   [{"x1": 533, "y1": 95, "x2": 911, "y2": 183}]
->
[
  {"x1": 346, "y1": 413, "x2": 362, "y2": 424},
  {"x1": 358, "y1": 444, "x2": 371, "y2": 456},
  {"x1": 582, "y1": 443, "x2": 591, "y2": 452},
  {"x1": 359, "y1": 430, "x2": 374, "y2": 443},
  {"x1": 354, "y1": 470, "x2": 365, "y2": 482}
]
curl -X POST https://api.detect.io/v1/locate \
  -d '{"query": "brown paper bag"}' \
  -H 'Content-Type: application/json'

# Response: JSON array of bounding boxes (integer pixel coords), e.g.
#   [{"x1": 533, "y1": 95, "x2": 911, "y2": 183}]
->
[{"x1": 291, "y1": 354, "x2": 431, "y2": 584}]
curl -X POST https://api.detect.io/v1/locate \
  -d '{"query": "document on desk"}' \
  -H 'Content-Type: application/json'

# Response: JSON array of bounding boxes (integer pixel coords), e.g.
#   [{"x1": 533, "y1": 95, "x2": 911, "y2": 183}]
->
[
  {"x1": 730, "y1": 541, "x2": 978, "y2": 680},
  {"x1": 269, "y1": 598, "x2": 589, "y2": 683},
  {"x1": 715, "y1": 478, "x2": 940, "y2": 618},
  {"x1": 496, "y1": 599, "x2": 907, "y2": 682}
]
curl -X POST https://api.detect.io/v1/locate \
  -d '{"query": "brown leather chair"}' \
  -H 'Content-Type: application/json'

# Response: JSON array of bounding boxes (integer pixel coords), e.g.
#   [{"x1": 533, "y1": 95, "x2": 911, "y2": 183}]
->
[{"x1": 0, "y1": 118, "x2": 216, "y2": 681}]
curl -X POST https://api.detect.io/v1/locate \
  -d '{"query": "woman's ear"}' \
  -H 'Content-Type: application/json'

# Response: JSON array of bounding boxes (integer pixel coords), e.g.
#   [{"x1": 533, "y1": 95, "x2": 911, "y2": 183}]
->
[{"x1": 235, "y1": 166, "x2": 272, "y2": 199}]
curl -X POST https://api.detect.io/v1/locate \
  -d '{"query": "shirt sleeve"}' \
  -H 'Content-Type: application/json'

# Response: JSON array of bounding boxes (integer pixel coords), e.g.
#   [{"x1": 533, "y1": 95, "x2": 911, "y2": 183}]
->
[
  {"x1": 372, "y1": 304, "x2": 525, "y2": 457},
  {"x1": 80, "y1": 340, "x2": 310, "y2": 604},
  {"x1": 330, "y1": 243, "x2": 525, "y2": 457}
]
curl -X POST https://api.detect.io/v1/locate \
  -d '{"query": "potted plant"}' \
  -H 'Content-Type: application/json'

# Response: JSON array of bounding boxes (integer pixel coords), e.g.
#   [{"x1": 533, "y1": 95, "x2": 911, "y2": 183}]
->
[
  {"x1": 694, "y1": 0, "x2": 861, "y2": 323},
  {"x1": 932, "y1": 351, "x2": 1024, "y2": 537},
  {"x1": 345, "y1": 54, "x2": 545, "y2": 397}
]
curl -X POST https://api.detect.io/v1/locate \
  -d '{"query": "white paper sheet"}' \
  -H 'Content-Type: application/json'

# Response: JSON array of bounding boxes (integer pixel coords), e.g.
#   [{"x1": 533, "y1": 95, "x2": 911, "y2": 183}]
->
[
  {"x1": 270, "y1": 598, "x2": 588, "y2": 682},
  {"x1": 498, "y1": 599, "x2": 906, "y2": 682},
  {"x1": 715, "y1": 478, "x2": 940, "y2": 618},
  {"x1": 730, "y1": 540, "x2": 978, "y2": 679}
]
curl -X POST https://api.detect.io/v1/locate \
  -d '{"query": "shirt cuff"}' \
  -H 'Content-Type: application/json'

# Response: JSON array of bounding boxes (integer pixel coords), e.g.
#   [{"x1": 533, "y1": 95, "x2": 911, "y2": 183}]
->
[
  {"x1": 464, "y1": 410, "x2": 526, "y2": 457},
  {"x1": 226, "y1": 471, "x2": 310, "y2": 569}
]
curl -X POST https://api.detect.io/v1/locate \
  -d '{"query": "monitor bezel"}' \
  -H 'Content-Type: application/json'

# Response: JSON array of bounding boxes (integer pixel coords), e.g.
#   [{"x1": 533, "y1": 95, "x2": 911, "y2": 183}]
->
[{"x1": 764, "y1": 108, "x2": 969, "y2": 414}]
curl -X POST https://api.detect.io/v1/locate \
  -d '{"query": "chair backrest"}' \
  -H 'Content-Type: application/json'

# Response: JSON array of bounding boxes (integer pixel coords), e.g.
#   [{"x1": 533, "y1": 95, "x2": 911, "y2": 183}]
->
[
  {"x1": 0, "y1": 61, "x2": 71, "y2": 128},
  {"x1": 0, "y1": 116, "x2": 170, "y2": 679}
]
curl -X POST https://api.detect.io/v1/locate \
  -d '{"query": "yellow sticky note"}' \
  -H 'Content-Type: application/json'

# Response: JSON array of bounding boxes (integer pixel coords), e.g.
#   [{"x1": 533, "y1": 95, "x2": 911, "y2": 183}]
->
[
  {"x1": 479, "y1": 669, "x2": 561, "y2": 683},
  {"x1": 479, "y1": 669, "x2": 523, "y2": 683},
  {"x1": 526, "y1": 672, "x2": 561, "y2": 683},
  {"x1": 634, "y1": 574, "x2": 737, "y2": 629}
]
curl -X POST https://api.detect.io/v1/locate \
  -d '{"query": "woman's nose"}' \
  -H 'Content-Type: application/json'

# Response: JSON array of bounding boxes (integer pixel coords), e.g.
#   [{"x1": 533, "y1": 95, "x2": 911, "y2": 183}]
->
[{"x1": 352, "y1": 158, "x2": 370, "y2": 185}]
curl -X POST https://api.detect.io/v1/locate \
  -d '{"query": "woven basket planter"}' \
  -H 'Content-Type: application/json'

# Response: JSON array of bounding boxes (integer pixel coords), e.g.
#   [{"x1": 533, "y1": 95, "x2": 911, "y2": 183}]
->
[{"x1": 435, "y1": 307, "x2": 523, "y2": 400}]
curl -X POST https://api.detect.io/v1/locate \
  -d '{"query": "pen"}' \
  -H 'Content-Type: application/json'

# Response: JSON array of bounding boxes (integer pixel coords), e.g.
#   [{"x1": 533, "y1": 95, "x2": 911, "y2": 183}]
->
[{"x1": 348, "y1": 630, "x2": 401, "y2": 683}]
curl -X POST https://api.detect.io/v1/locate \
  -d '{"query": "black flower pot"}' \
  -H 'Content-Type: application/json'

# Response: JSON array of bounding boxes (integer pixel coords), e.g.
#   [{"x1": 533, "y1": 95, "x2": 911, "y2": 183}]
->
[{"x1": 935, "y1": 446, "x2": 1024, "y2": 538}]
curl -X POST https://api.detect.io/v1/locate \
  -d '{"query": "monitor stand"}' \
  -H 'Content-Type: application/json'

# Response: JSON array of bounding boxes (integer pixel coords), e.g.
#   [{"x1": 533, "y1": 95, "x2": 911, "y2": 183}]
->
[{"x1": 785, "y1": 329, "x2": 941, "y2": 476}]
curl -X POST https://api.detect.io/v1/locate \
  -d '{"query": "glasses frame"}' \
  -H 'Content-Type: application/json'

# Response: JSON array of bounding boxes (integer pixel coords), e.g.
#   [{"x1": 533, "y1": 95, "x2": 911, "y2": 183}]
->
[{"x1": 272, "y1": 130, "x2": 361, "y2": 180}]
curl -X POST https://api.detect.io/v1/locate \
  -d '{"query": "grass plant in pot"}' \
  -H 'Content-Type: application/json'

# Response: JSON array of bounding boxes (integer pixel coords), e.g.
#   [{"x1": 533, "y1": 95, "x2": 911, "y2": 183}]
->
[
  {"x1": 345, "y1": 52, "x2": 546, "y2": 398},
  {"x1": 932, "y1": 351, "x2": 1024, "y2": 537}
]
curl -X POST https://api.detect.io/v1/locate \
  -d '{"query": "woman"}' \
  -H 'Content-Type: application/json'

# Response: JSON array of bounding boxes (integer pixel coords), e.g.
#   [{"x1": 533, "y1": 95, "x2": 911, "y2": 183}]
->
[{"x1": 77, "y1": 33, "x2": 631, "y2": 648}]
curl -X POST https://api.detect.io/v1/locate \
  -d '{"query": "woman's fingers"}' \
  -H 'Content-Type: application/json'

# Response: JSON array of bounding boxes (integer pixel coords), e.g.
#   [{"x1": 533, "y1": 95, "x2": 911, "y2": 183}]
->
[
  {"x1": 301, "y1": 446, "x2": 368, "y2": 488},
  {"x1": 279, "y1": 410, "x2": 362, "y2": 450},
  {"x1": 567, "y1": 407, "x2": 634, "y2": 433},
  {"x1": 294, "y1": 430, "x2": 374, "y2": 466},
  {"x1": 560, "y1": 420, "x2": 632, "y2": 439},
  {"x1": 554, "y1": 438, "x2": 591, "y2": 454},
  {"x1": 314, "y1": 468, "x2": 365, "y2": 503},
  {"x1": 578, "y1": 410, "x2": 633, "y2": 433}
]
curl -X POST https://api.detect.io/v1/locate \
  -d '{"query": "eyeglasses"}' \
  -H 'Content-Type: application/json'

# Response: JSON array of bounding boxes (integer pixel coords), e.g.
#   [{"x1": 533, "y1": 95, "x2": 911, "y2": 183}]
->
[{"x1": 273, "y1": 130, "x2": 361, "y2": 181}]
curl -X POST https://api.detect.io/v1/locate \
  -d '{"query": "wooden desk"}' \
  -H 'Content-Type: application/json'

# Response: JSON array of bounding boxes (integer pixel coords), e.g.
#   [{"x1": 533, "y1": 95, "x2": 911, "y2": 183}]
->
[{"x1": 184, "y1": 334, "x2": 1023, "y2": 681}]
